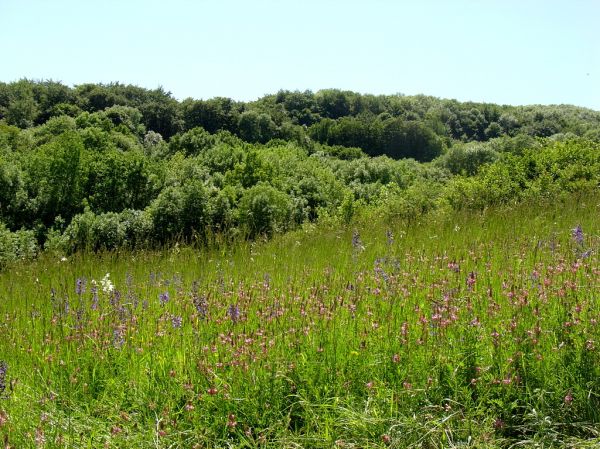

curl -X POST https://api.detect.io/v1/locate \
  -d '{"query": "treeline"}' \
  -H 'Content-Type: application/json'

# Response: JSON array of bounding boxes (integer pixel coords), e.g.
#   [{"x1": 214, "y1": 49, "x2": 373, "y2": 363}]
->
[
  {"x1": 2, "y1": 79, "x2": 600, "y2": 160},
  {"x1": 0, "y1": 79, "x2": 599, "y2": 266}
]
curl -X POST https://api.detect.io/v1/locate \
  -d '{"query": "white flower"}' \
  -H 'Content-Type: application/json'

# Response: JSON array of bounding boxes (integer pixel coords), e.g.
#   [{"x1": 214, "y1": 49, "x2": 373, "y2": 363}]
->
[{"x1": 101, "y1": 273, "x2": 114, "y2": 293}]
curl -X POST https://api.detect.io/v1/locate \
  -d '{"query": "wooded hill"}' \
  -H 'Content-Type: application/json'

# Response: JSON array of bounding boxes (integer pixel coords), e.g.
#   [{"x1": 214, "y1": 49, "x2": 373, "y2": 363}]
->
[{"x1": 0, "y1": 80, "x2": 599, "y2": 265}]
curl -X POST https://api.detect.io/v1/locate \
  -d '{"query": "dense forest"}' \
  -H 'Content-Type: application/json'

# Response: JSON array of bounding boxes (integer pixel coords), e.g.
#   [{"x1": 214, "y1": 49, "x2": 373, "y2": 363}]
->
[{"x1": 1, "y1": 79, "x2": 599, "y2": 265}]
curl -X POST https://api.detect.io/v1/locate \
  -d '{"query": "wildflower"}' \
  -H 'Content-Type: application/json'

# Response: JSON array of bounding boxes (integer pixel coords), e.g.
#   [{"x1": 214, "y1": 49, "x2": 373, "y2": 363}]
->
[
  {"x1": 227, "y1": 413, "x2": 237, "y2": 428},
  {"x1": 101, "y1": 273, "x2": 114, "y2": 293},
  {"x1": 172, "y1": 315, "x2": 183, "y2": 329},
  {"x1": 351, "y1": 230, "x2": 364, "y2": 252},
  {"x1": 228, "y1": 304, "x2": 240, "y2": 323},
  {"x1": 112, "y1": 328, "x2": 125, "y2": 349},
  {"x1": 386, "y1": 229, "x2": 394, "y2": 246},
  {"x1": 159, "y1": 292, "x2": 170, "y2": 306},
  {"x1": 75, "y1": 278, "x2": 86, "y2": 295},
  {"x1": 466, "y1": 271, "x2": 476, "y2": 289},
  {"x1": 448, "y1": 262, "x2": 460, "y2": 273},
  {"x1": 581, "y1": 249, "x2": 592, "y2": 259},
  {"x1": 193, "y1": 294, "x2": 208, "y2": 318},
  {"x1": 571, "y1": 225, "x2": 584, "y2": 245},
  {"x1": 564, "y1": 390, "x2": 574, "y2": 405},
  {"x1": 0, "y1": 361, "x2": 7, "y2": 398}
]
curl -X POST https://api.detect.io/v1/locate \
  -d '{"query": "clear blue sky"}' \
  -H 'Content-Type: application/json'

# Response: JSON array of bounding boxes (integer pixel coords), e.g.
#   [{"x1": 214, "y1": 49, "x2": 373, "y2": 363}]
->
[{"x1": 1, "y1": 0, "x2": 598, "y2": 109}]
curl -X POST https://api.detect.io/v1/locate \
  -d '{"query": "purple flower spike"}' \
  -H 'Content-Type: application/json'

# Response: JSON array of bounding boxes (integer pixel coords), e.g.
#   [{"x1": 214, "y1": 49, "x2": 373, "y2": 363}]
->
[
  {"x1": 571, "y1": 225, "x2": 584, "y2": 245},
  {"x1": 159, "y1": 292, "x2": 170, "y2": 306},
  {"x1": 172, "y1": 315, "x2": 183, "y2": 329},
  {"x1": 75, "y1": 278, "x2": 86, "y2": 295},
  {"x1": 0, "y1": 361, "x2": 7, "y2": 398},
  {"x1": 228, "y1": 304, "x2": 240, "y2": 323}
]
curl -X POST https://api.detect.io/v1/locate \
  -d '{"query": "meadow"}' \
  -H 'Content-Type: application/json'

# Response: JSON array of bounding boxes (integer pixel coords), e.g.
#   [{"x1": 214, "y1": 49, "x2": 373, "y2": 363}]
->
[{"x1": 0, "y1": 193, "x2": 598, "y2": 448}]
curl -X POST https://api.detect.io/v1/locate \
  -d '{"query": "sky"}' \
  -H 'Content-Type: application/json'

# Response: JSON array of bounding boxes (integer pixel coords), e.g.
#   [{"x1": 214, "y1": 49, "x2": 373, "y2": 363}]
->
[{"x1": 1, "y1": 0, "x2": 599, "y2": 109}]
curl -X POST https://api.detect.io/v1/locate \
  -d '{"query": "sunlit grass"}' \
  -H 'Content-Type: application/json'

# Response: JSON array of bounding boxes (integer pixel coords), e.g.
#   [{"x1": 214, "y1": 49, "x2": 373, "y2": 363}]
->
[{"x1": 0, "y1": 193, "x2": 599, "y2": 448}]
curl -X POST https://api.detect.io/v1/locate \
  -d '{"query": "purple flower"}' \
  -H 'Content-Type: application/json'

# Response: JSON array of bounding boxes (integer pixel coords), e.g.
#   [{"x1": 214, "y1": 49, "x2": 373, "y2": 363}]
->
[
  {"x1": 572, "y1": 225, "x2": 584, "y2": 245},
  {"x1": 581, "y1": 249, "x2": 592, "y2": 259},
  {"x1": 228, "y1": 304, "x2": 240, "y2": 323},
  {"x1": 159, "y1": 292, "x2": 170, "y2": 306},
  {"x1": 112, "y1": 329, "x2": 124, "y2": 349},
  {"x1": 0, "y1": 361, "x2": 7, "y2": 398},
  {"x1": 172, "y1": 315, "x2": 183, "y2": 329},
  {"x1": 193, "y1": 294, "x2": 208, "y2": 318},
  {"x1": 386, "y1": 229, "x2": 394, "y2": 246},
  {"x1": 109, "y1": 290, "x2": 122, "y2": 308},
  {"x1": 352, "y1": 230, "x2": 364, "y2": 251},
  {"x1": 75, "y1": 278, "x2": 86, "y2": 295}
]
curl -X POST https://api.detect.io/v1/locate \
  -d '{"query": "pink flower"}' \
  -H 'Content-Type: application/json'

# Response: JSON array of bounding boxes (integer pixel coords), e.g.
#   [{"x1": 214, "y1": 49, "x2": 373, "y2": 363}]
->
[{"x1": 564, "y1": 391, "x2": 574, "y2": 405}]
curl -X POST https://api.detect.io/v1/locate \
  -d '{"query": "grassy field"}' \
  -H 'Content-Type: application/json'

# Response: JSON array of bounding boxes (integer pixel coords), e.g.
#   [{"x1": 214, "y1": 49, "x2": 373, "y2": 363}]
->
[{"x1": 0, "y1": 193, "x2": 599, "y2": 448}]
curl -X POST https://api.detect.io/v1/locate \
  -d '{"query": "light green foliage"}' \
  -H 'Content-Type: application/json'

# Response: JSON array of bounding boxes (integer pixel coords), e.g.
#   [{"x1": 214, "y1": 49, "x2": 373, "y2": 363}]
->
[
  {"x1": 103, "y1": 105, "x2": 146, "y2": 138},
  {"x1": 438, "y1": 141, "x2": 499, "y2": 176},
  {"x1": 0, "y1": 222, "x2": 37, "y2": 268},
  {"x1": 64, "y1": 209, "x2": 152, "y2": 251},
  {"x1": 238, "y1": 182, "x2": 293, "y2": 237},
  {"x1": 168, "y1": 126, "x2": 216, "y2": 156}
]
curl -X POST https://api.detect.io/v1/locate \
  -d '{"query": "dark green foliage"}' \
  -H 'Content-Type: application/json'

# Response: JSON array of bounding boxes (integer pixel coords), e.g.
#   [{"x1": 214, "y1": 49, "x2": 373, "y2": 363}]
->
[
  {"x1": 81, "y1": 148, "x2": 162, "y2": 213},
  {"x1": 22, "y1": 131, "x2": 84, "y2": 227},
  {"x1": 0, "y1": 79, "x2": 599, "y2": 262},
  {"x1": 381, "y1": 119, "x2": 444, "y2": 160},
  {"x1": 181, "y1": 97, "x2": 242, "y2": 133},
  {"x1": 3, "y1": 80, "x2": 39, "y2": 128},
  {"x1": 0, "y1": 154, "x2": 26, "y2": 229},
  {"x1": 238, "y1": 110, "x2": 277, "y2": 143}
]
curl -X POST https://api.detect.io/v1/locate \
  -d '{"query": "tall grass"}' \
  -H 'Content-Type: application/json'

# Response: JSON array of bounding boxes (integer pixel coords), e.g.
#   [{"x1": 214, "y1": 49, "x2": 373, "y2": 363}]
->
[{"x1": 0, "y1": 193, "x2": 598, "y2": 448}]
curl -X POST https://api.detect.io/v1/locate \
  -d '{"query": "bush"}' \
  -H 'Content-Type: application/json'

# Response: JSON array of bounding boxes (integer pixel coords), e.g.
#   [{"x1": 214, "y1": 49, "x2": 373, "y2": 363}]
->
[
  {"x1": 147, "y1": 181, "x2": 211, "y2": 243},
  {"x1": 63, "y1": 209, "x2": 152, "y2": 252},
  {"x1": 0, "y1": 223, "x2": 38, "y2": 268},
  {"x1": 438, "y1": 142, "x2": 499, "y2": 176},
  {"x1": 238, "y1": 183, "x2": 293, "y2": 237}
]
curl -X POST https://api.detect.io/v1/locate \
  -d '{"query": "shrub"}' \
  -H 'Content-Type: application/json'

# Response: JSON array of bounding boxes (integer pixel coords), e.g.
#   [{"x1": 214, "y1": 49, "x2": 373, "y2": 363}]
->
[
  {"x1": 0, "y1": 223, "x2": 38, "y2": 268},
  {"x1": 147, "y1": 180, "x2": 211, "y2": 243},
  {"x1": 238, "y1": 183, "x2": 293, "y2": 237}
]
